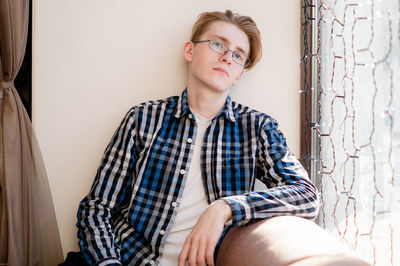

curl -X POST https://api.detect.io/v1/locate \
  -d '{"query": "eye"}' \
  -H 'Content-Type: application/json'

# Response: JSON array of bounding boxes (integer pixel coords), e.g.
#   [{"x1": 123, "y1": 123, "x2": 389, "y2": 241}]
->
[
  {"x1": 211, "y1": 40, "x2": 224, "y2": 49},
  {"x1": 234, "y1": 52, "x2": 244, "y2": 61}
]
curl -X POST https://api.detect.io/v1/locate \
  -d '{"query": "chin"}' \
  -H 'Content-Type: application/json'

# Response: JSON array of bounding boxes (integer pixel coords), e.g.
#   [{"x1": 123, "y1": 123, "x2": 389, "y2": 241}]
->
[
  {"x1": 210, "y1": 85, "x2": 230, "y2": 93},
  {"x1": 207, "y1": 81, "x2": 231, "y2": 93}
]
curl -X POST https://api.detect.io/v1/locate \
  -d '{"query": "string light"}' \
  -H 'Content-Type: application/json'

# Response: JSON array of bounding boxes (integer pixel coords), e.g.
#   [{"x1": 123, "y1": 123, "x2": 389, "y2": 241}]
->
[{"x1": 302, "y1": 1, "x2": 399, "y2": 265}]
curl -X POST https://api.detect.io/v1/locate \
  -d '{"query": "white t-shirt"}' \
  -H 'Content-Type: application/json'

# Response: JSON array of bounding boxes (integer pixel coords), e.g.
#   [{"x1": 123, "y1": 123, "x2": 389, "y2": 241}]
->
[{"x1": 159, "y1": 111, "x2": 211, "y2": 265}]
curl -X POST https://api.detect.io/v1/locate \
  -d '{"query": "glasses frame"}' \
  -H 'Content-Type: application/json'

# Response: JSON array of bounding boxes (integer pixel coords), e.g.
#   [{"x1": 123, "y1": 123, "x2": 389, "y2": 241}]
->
[{"x1": 192, "y1": 39, "x2": 251, "y2": 67}]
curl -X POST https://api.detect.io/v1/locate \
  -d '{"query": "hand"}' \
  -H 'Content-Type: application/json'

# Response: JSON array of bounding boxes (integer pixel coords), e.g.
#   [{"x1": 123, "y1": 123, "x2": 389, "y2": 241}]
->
[{"x1": 178, "y1": 200, "x2": 232, "y2": 266}]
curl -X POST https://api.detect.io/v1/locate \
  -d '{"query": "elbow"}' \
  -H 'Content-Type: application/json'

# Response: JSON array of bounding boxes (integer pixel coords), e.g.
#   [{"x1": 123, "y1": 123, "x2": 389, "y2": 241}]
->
[
  {"x1": 309, "y1": 196, "x2": 320, "y2": 220},
  {"x1": 299, "y1": 180, "x2": 320, "y2": 220},
  {"x1": 307, "y1": 183, "x2": 320, "y2": 220}
]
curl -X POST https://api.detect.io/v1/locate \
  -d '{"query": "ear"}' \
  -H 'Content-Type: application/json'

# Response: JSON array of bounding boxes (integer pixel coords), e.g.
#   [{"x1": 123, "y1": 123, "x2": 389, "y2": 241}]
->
[
  {"x1": 232, "y1": 69, "x2": 245, "y2": 86},
  {"x1": 183, "y1": 41, "x2": 194, "y2": 63}
]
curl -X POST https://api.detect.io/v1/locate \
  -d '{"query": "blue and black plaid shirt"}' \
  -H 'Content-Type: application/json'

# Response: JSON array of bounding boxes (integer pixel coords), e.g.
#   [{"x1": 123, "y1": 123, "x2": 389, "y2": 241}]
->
[{"x1": 77, "y1": 88, "x2": 319, "y2": 266}]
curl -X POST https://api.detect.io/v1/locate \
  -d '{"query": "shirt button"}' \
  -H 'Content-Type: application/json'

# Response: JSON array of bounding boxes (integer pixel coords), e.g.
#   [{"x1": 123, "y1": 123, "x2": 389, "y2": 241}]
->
[
  {"x1": 149, "y1": 260, "x2": 155, "y2": 265},
  {"x1": 160, "y1": 230, "x2": 165, "y2": 235},
  {"x1": 188, "y1": 114, "x2": 193, "y2": 119},
  {"x1": 187, "y1": 138, "x2": 192, "y2": 144},
  {"x1": 180, "y1": 169, "x2": 185, "y2": 175},
  {"x1": 171, "y1": 202, "x2": 177, "y2": 207}
]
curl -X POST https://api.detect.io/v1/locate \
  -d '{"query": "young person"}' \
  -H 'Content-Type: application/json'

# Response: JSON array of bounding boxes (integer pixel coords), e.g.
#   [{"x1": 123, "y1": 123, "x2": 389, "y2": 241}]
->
[{"x1": 77, "y1": 10, "x2": 319, "y2": 266}]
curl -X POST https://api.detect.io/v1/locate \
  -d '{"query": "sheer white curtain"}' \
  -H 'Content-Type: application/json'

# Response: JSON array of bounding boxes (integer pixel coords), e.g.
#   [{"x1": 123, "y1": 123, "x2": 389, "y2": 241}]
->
[{"x1": 314, "y1": 0, "x2": 399, "y2": 265}]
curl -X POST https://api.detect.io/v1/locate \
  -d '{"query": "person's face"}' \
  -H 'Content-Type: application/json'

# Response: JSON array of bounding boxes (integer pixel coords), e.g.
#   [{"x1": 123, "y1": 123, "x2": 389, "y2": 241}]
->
[{"x1": 184, "y1": 21, "x2": 250, "y2": 93}]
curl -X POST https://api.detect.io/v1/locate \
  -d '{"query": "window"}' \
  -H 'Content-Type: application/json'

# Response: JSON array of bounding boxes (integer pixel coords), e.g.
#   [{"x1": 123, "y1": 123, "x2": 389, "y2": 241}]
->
[{"x1": 302, "y1": 1, "x2": 399, "y2": 265}]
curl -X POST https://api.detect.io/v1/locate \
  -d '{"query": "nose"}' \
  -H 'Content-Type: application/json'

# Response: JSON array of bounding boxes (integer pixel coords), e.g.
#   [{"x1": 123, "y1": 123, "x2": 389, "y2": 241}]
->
[{"x1": 219, "y1": 50, "x2": 234, "y2": 64}]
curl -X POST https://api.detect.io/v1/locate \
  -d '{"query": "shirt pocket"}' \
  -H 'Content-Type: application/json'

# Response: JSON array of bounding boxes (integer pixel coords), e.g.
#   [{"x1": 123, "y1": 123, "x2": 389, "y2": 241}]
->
[{"x1": 220, "y1": 156, "x2": 255, "y2": 195}]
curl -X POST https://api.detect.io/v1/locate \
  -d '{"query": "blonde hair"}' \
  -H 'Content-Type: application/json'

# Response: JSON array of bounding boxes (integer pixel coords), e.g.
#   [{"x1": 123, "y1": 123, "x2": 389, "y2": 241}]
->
[{"x1": 190, "y1": 10, "x2": 262, "y2": 70}]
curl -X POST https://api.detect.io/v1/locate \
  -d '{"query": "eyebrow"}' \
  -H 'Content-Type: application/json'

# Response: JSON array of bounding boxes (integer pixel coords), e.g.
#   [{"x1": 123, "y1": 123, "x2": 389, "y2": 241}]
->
[{"x1": 208, "y1": 35, "x2": 248, "y2": 55}]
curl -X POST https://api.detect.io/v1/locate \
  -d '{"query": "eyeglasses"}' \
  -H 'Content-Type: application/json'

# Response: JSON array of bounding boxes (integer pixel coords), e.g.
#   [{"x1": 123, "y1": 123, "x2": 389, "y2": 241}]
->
[{"x1": 192, "y1": 40, "x2": 251, "y2": 67}]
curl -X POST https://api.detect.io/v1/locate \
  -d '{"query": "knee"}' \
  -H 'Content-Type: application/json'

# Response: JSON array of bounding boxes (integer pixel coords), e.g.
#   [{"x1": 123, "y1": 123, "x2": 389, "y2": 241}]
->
[{"x1": 215, "y1": 216, "x2": 370, "y2": 266}]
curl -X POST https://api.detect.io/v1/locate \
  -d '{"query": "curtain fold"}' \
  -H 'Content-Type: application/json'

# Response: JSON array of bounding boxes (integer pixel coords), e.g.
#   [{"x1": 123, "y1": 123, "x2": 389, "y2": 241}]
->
[{"x1": 0, "y1": 0, "x2": 63, "y2": 265}]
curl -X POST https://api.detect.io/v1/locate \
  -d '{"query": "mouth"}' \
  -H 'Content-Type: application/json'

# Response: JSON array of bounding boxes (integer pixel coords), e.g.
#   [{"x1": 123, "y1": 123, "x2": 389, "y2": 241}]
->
[{"x1": 213, "y1": 67, "x2": 230, "y2": 78}]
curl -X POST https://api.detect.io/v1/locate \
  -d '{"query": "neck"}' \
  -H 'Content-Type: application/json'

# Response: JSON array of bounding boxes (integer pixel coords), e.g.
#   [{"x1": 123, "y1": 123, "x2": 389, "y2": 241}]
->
[{"x1": 186, "y1": 86, "x2": 229, "y2": 120}]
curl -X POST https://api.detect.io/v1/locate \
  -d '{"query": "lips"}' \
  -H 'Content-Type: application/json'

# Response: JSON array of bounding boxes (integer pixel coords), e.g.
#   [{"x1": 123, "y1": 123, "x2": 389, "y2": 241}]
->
[{"x1": 213, "y1": 67, "x2": 230, "y2": 78}]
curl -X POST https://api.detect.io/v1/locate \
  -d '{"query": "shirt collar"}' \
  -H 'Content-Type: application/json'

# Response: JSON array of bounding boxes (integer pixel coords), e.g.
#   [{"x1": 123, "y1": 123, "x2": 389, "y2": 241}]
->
[{"x1": 174, "y1": 88, "x2": 237, "y2": 122}]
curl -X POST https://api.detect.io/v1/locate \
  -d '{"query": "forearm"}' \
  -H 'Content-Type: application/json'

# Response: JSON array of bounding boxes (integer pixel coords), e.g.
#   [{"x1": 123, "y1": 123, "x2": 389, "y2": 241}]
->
[
  {"x1": 77, "y1": 108, "x2": 137, "y2": 265},
  {"x1": 220, "y1": 178, "x2": 319, "y2": 227},
  {"x1": 225, "y1": 117, "x2": 320, "y2": 227},
  {"x1": 77, "y1": 198, "x2": 122, "y2": 265}
]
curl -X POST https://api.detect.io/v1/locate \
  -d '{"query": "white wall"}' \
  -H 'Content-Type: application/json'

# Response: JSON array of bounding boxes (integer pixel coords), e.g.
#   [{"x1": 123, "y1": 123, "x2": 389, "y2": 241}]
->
[{"x1": 32, "y1": 0, "x2": 301, "y2": 257}]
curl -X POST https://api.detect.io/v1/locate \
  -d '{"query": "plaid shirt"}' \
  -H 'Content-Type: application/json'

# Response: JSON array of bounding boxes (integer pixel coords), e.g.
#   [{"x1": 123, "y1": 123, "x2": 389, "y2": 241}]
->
[{"x1": 77, "y1": 88, "x2": 319, "y2": 266}]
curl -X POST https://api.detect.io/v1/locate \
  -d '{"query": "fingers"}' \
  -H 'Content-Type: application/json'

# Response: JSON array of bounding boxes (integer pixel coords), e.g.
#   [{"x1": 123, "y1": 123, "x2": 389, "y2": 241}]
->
[
  {"x1": 179, "y1": 203, "x2": 227, "y2": 265},
  {"x1": 178, "y1": 237, "x2": 191, "y2": 266},
  {"x1": 205, "y1": 244, "x2": 215, "y2": 266},
  {"x1": 196, "y1": 237, "x2": 207, "y2": 266},
  {"x1": 179, "y1": 235, "x2": 214, "y2": 266},
  {"x1": 187, "y1": 236, "x2": 199, "y2": 266}
]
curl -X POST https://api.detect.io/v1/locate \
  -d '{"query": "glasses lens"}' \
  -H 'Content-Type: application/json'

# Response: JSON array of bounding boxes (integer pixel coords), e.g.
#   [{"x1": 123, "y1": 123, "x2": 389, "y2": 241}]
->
[
  {"x1": 209, "y1": 40, "x2": 225, "y2": 54},
  {"x1": 232, "y1": 52, "x2": 247, "y2": 66},
  {"x1": 209, "y1": 40, "x2": 249, "y2": 67}
]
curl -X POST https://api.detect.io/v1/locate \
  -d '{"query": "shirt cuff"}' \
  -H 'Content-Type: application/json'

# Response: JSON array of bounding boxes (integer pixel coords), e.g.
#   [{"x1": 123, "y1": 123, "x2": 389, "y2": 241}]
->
[
  {"x1": 220, "y1": 195, "x2": 250, "y2": 227},
  {"x1": 224, "y1": 218, "x2": 233, "y2": 226}
]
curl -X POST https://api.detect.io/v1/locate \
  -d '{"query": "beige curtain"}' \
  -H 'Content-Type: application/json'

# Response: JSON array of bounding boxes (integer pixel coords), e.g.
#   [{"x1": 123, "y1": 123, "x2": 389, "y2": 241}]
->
[{"x1": 0, "y1": 0, "x2": 63, "y2": 265}]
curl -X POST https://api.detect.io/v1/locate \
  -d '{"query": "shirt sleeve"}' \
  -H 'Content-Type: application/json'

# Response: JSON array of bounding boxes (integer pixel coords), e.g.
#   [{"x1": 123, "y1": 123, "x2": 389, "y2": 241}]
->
[
  {"x1": 220, "y1": 117, "x2": 320, "y2": 227},
  {"x1": 76, "y1": 108, "x2": 137, "y2": 265}
]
